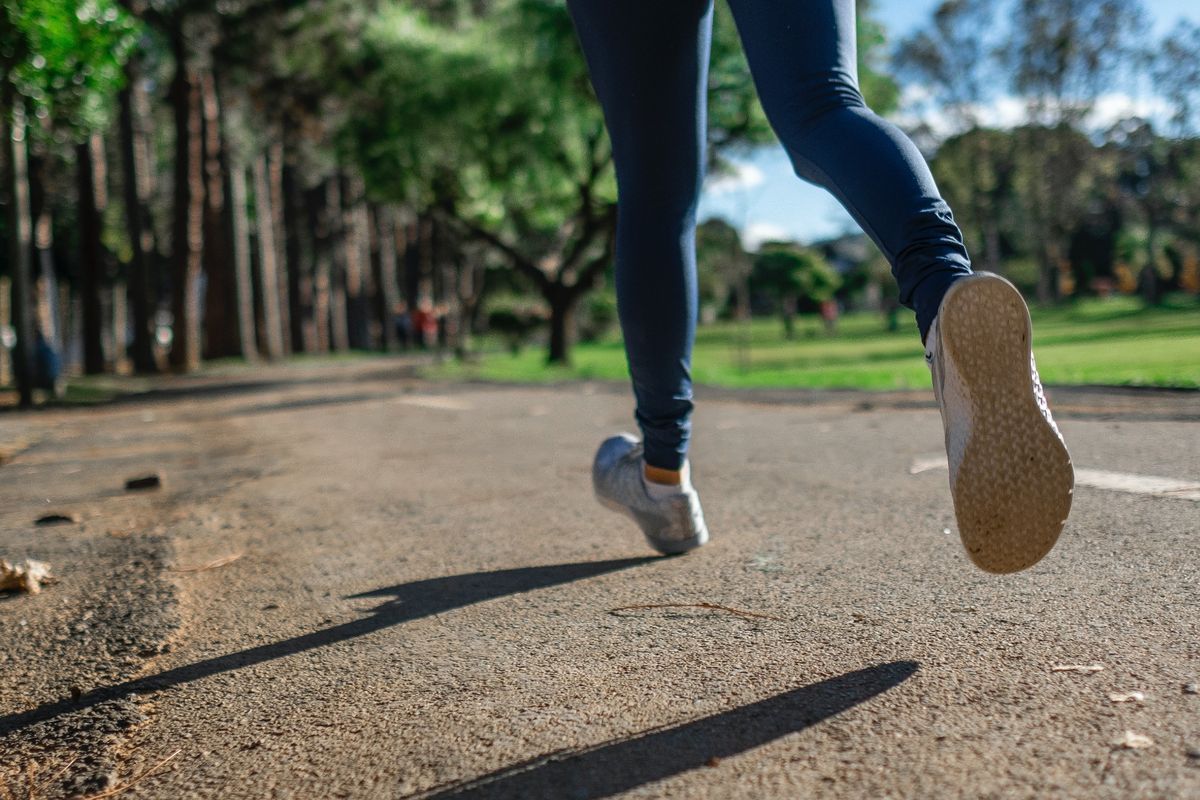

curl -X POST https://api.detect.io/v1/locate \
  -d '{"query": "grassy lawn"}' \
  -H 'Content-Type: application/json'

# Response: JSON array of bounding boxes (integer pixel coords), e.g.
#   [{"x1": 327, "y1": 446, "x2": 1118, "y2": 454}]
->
[{"x1": 433, "y1": 295, "x2": 1200, "y2": 391}]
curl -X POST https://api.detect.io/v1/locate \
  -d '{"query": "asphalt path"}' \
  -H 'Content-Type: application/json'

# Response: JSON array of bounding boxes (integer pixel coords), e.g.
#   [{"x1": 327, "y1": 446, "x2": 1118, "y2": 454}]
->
[{"x1": 1, "y1": 361, "x2": 1197, "y2": 798}]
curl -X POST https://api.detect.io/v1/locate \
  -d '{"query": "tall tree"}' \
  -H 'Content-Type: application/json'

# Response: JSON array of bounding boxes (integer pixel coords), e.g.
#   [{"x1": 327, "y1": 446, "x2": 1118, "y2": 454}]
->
[
  {"x1": 1004, "y1": 0, "x2": 1148, "y2": 301},
  {"x1": 252, "y1": 150, "x2": 286, "y2": 359},
  {"x1": 2, "y1": 97, "x2": 34, "y2": 405},
  {"x1": 895, "y1": 0, "x2": 1008, "y2": 272},
  {"x1": 2, "y1": 0, "x2": 137, "y2": 396},
  {"x1": 167, "y1": 25, "x2": 205, "y2": 370},
  {"x1": 1154, "y1": 20, "x2": 1200, "y2": 139},
  {"x1": 119, "y1": 50, "x2": 161, "y2": 372},
  {"x1": 77, "y1": 132, "x2": 109, "y2": 373},
  {"x1": 752, "y1": 243, "x2": 841, "y2": 339},
  {"x1": 346, "y1": 0, "x2": 769, "y2": 363}
]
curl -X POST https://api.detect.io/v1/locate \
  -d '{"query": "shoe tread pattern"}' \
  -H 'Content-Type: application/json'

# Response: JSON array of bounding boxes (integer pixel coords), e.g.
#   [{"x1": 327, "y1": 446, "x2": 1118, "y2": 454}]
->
[{"x1": 940, "y1": 275, "x2": 1074, "y2": 573}]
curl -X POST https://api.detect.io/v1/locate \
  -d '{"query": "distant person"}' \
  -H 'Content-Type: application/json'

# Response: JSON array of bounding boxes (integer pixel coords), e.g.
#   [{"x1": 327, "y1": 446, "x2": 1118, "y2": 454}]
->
[
  {"x1": 575, "y1": 1, "x2": 1074, "y2": 573},
  {"x1": 819, "y1": 298, "x2": 839, "y2": 334},
  {"x1": 411, "y1": 298, "x2": 439, "y2": 350},
  {"x1": 394, "y1": 301, "x2": 413, "y2": 350}
]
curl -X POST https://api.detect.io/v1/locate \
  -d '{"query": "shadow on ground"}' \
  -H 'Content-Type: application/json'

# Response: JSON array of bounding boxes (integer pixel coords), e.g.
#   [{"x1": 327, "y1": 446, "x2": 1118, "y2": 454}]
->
[
  {"x1": 0, "y1": 558, "x2": 652, "y2": 737},
  {"x1": 417, "y1": 661, "x2": 919, "y2": 800}
]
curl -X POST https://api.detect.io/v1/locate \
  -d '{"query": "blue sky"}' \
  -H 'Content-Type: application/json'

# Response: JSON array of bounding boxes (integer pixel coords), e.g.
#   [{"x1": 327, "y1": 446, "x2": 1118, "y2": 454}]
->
[{"x1": 698, "y1": 0, "x2": 1200, "y2": 248}]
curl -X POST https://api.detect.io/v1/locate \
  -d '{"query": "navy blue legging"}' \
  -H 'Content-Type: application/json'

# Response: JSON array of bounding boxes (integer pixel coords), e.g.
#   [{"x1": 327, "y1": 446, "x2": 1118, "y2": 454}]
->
[{"x1": 568, "y1": 0, "x2": 972, "y2": 470}]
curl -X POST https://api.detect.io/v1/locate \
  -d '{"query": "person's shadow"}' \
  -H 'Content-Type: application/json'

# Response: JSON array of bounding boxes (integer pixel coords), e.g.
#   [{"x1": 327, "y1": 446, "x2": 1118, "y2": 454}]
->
[
  {"x1": 0, "y1": 557, "x2": 653, "y2": 737},
  {"x1": 416, "y1": 660, "x2": 919, "y2": 799}
]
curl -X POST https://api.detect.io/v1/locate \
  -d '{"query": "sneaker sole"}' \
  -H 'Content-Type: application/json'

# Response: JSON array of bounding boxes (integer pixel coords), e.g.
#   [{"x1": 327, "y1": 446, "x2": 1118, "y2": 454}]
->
[
  {"x1": 594, "y1": 493, "x2": 708, "y2": 556},
  {"x1": 939, "y1": 274, "x2": 1074, "y2": 573}
]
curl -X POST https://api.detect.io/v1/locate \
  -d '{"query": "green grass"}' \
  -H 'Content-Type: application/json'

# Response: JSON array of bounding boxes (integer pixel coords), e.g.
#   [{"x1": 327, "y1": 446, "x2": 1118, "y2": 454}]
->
[{"x1": 433, "y1": 295, "x2": 1200, "y2": 391}]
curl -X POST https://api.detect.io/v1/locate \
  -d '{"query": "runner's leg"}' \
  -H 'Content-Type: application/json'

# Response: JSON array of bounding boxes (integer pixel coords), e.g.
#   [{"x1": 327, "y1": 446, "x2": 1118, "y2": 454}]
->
[
  {"x1": 567, "y1": 0, "x2": 713, "y2": 470},
  {"x1": 726, "y1": 0, "x2": 972, "y2": 340}
]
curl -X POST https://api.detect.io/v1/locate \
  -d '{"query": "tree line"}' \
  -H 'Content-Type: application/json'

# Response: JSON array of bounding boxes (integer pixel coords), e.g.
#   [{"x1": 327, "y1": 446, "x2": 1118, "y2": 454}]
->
[
  {"x1": 3, "y1": 0, "x2": 1198, "y2": 407},
  {"x1": 896, "y1": 0, "x2": 1200, "y2": 305}
]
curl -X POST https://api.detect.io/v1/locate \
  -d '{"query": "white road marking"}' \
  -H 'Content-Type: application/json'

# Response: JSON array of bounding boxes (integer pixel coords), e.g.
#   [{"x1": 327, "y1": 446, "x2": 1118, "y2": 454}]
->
[
  {"x1": 909, "y1": 456, "x2": 949, "y2": 475},
  {"x1": 909, "y1": 455, "x2": 1200, "y2": 501},
  {"x1": 395, "y1": 396, "x2": 474, "y2": 411}
]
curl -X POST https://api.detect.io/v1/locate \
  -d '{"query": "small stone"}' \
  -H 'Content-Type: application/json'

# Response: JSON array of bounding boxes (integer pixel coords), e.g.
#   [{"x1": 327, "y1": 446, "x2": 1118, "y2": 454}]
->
[
  {"x1": 1183, "y1": 683, "x2": 1199, "y2": 695},
  {"x1": 35, "y1": 513, "x2": 78, "y2": 526},
  {"x1": 124, "y1": 474, "x2": 162, "y2": 491}
]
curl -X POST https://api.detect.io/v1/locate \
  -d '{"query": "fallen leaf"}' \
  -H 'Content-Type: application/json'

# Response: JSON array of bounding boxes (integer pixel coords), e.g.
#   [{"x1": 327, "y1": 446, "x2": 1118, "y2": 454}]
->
[
  {"x1": 1108, "y1": 691, "x2": 1145, "y2": 703},
  {"x1": 1051, "y1": 664, "x2": 1104, "y2": 674},
  {"x1": 0, "y1": 559, "x2": 56, "y2": 594},
  {"x1": 1114, "y1": 731, "x2": 1154, "y2": 749}
]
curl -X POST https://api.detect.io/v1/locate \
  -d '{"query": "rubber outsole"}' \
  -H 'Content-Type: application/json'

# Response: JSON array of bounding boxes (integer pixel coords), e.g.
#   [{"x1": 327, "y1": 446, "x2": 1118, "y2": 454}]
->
[
  {"x1": 938, "y1": 274, "x2": 1074, "y2": 574},
  {"x1": 595, "y1": 494, "x2": 707, "y2": 556}
]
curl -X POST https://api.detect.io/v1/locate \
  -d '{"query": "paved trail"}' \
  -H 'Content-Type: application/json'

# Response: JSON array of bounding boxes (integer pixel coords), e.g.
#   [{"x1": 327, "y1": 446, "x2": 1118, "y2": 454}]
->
[{"x1": 1, "y1": 361, "x2": 1198, "y2": 798}]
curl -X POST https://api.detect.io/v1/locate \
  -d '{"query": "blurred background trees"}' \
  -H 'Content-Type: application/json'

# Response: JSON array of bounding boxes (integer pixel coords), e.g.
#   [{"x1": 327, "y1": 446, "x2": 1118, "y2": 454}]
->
[{"x1": 2, "y1": 0, "x2": 1198, "y2": 405}]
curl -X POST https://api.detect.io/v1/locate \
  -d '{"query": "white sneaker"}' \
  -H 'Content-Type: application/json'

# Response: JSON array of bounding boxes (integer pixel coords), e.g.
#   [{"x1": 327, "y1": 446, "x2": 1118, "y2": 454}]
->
[
  {"x1": 925, "y1": 273, "x2": 1074, "y2": 573},
  {"x1": 592, "y1": 434, "x2": 709, "y2": 555}
]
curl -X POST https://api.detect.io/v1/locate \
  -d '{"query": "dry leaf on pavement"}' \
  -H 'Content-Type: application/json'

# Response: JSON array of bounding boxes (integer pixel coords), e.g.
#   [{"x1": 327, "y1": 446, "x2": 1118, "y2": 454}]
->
[
  {"x1": 1114, "y1": 731, "x2": 1154, "y2": 749},
  {"x1": 1108, "y1": 691, "x2": 1145, "y2": 703},
  {"x1": 0, "y1": 559, "x2": 56, "y2": 594}
]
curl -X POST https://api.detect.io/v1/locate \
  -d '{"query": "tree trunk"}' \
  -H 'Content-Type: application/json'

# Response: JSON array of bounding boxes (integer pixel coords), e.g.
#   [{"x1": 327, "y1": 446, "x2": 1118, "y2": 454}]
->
[
  {"x1": 307, "y1": 182, "x2": 333, "y2": 353},
  {"x1": 268, "y1": 142, "x2": 291, "y2": 355},
  {"x1": 227, "y1": 159, "x2": 258, "y2": 360},
  {"x1": 0, "y1": 277, "x2": 11, "y2": 390},
  {"x1": 200, "y1": 69, "x2": 238, "y2": 359},
  {"x1": 197, "y1": 69, "x2": 234, "y2": 359},
  {"x1": 370, "y1": 205, "x2": 399, "y2": 351},
  {"x1": 252, "y1": 153, "x2": 285, "y2": 359},
  {"x1": 119, "y1": 56, "x2": 159, "y2": 373},
  {"x1": 341, "y1": 173, "x2": 370, "y2": 349},
  {"x1": 4, "y1": 97, "x2": 35, "y2": 406},
  {"x1": 28, "y1": 152, "x2": 62, "y2": 353},
  {"x1": 282, "y1": 147, "x2": 313, "y2": 353},
  {"x1": 77, "y1": 133, "x2": 108, "y2": 375},
  {"x1": 1141, "y1": 225, "x2": 1161, "y2": 305},
  {"x1": 781, "y1": 292, "x2": 797, "y2": 340},
  {"x1": 168, "y1": 32, "x2": 205, "y2": 373},
  {"x1": 327, "y1": 178, "x2": 350, "y2": 352},
  {"x1": 111, "y1": 279, "x2": 131, "y2": 374},
  {"x1": 547, "y1": 288, "x2": 575, "y2": 365}
]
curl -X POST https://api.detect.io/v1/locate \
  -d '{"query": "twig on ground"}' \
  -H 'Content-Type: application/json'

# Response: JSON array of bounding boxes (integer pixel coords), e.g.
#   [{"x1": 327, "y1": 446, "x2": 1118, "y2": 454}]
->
[
  {"x1": 608, "y1": 602, "x2": 784, "y2": 621},
  {"x1": 78, "y1": 750, "x2": 181, "y2": 800},
  {"x1": 171, "y1": 553, "x2": 244, "y2": 573}
]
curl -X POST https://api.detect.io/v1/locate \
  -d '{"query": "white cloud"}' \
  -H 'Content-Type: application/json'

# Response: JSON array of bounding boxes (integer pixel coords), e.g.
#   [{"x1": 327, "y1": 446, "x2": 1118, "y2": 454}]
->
[
  {"x1": 1087, "y1": 93, "x2": 1174, "y2": 129},
  {"x1": 742, "y1": 221, "x2": 791, "y2": 250},
  {"x1": 704, "y1": 162, "x2": 765, "y2": 196},
  {"x1": 897, "y1": 91, "x2": 1175, "y2": 140}
]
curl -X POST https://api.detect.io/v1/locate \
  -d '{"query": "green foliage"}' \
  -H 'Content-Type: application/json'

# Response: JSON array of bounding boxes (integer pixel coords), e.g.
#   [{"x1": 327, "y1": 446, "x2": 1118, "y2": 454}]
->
[
  {"x1": 434, "y1": 297, "x2": 1200, "y2": 390},
  {"x1": 577, "y1": 290, "x2": 616, "y2": 343},
  {"x1": 856, "y1": 0, "x2": 900, "y2": 115},
  {"x1": 753, "y1": 243, "x2": 841, "y2": 304},
  {"x1": 695, "y1": 217, "x2": 750, "y2": 309},
  {"x1": 707, "y1": 6, "x2": 772, "y2": 154},
  {"x1": 1, "y1": 0, "x2": 140, "y2": 137},
  {"x1": 345, "y1": 1, "x2": 611, "y2": 235}
]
